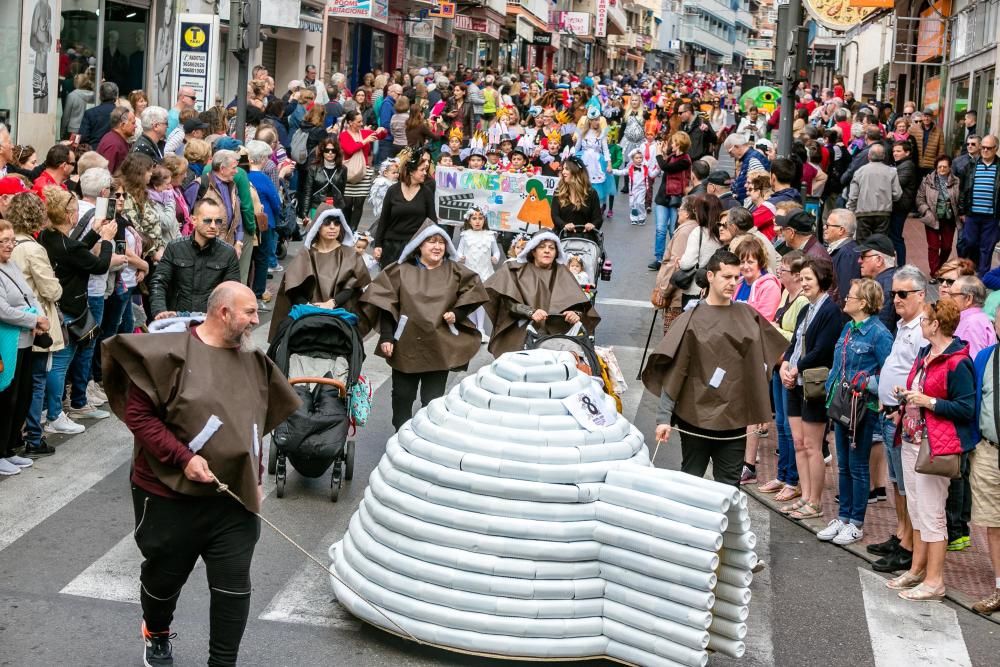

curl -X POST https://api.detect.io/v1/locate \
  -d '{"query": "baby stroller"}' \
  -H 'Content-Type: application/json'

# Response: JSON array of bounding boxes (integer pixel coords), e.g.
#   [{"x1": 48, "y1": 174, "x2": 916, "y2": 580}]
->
[
  {"x1": 559, "y1": 228, "x2": 612, "y2": 300},
  {"x1": 266, "y1": 311, "x2": 365, "y2": 501}
]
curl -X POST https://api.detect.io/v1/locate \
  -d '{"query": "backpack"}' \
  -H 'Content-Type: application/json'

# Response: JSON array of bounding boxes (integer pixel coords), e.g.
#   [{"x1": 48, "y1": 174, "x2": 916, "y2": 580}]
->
[{"x1": 290, "y1": 128, "x2": 310, "y2": 164}]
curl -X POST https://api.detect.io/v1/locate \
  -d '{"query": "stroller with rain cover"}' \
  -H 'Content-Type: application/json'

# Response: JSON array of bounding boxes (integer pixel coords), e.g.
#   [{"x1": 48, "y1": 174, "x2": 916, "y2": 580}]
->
[
  {"x1": 559, "y1": 228, "x2": 611, "y2": 301},
  {"x1": 266, "y1": 309, "x2": 365, "y2": 501}
]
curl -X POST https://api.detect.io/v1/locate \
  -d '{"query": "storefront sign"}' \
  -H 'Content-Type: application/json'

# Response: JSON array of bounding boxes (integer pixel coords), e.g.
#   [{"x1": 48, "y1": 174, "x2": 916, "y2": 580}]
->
[
  {"x1": 533, "y1": 32, "x2": 552, "y2": 46},
  {"x1": 434, "y1": 166, "x2": 560, "y2": 233},
  {"x1": 326, "y1": 0, "x2": 388, "y2": 23},
  {"x1": 174, "y1": 15, "x2": 219, "y2": 113},
  {"x1": 553, "y1": 11, "x2": 591, "y2": 36},
  {"x1": 916, "y1": 0, "x2": 950, "y2": 63},
  {"x1": 473, "y1": 18, "x2": 501, "y2": 40},
  {"x1": 595, "y1": 0, "x2": 609, "y2": 38},
  {"x1": 429, "y1": 1, "x2": 456, "y2": 19},
  {"x1": 409, "y1": 19, "x2": 433, "y2": 41}
]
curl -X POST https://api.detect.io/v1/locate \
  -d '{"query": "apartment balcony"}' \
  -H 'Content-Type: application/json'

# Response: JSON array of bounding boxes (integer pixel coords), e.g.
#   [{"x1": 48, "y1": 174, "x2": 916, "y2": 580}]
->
[
  {"x1": 734, "y1": 38, "x2": 748, "y2": 57},
  {"x1": 507, "y1": 0, "x2": 550, "y2": 25},
  {"x1": 735, "y1": 9, "x2": 755, "y2": 30},
  {"x1": 680, "y1": 22, "x2": 734, "y2": 56},
  {"x1": 683, "y1": 0, "x2": 736, "y2": 28}
]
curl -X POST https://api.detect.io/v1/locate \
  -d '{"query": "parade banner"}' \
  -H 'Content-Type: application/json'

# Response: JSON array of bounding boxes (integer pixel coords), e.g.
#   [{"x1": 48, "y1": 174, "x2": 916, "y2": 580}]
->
[{"x1": 434, "y1": 167, "x2": 560, "y2": 233}]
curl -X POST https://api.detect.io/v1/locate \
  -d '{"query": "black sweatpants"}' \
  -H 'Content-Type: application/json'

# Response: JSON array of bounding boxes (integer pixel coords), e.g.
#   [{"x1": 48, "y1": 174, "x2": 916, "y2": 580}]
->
[
  {"x1": 676, "y1": 417, "x2": 746, "y2": 487},
  {"x1": 132, "y1": 486, "x2": 261, "y2": 666},
  {"x1": 341, "y1": 195, "x2": 366, "y2": 234},
  {"x1": 0, "y1": 348, "x2": 32, "y2": 456},
  {"x1": 945, "y1": 453, "x2": 972, "y2": 542},
  {"x1": 391, "y1": 368, "x2": 449, "y2": 431}
]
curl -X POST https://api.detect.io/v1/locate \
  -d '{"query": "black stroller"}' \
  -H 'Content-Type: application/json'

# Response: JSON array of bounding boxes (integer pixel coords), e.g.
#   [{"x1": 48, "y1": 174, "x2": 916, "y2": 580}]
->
[{"x1": 266, "y1": 312, "x2": 365, "y2": 501}]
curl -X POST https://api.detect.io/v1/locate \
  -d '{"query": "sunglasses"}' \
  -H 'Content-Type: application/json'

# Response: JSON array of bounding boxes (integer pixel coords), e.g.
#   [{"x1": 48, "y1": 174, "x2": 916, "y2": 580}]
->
[
  {"x1": 937, "y1": 278, "x2": 956, "y2": 287},
  {"x1": 323, "y1": 148, "x2": 336, "y2": 153},
  {"x1": 890, "y1": 289, "x2": 921, "y2": 299},
  {"x1": 113, "y1": 192, "x2": 125, "y2": 199},
  {"x1": 201, "y1": 217, "x2": 226, "y2": 226}
]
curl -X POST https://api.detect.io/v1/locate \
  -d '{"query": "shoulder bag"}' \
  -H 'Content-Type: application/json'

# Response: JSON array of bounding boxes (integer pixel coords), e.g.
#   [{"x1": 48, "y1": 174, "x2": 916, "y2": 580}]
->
[
  {"x1": 345, "y1": 133, "x2": 369, "y2": 184},
  {"x1": 669, "y1": 227, "x2": 703, "y2": 290},
  {"x1": 800, "y1": 305, "x2": 830, "y2": 401}
]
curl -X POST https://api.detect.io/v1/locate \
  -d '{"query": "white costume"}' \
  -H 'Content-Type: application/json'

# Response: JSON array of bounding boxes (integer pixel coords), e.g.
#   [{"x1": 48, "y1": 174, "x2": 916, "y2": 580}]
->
[{"x1": 457, "y1": 228, "x2": 501, "y2": 337}]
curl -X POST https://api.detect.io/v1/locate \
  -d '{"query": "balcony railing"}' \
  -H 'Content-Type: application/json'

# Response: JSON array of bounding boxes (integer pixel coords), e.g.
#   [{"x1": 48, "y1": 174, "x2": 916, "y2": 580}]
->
[
  {"x1": 507, "y1": 0, "x2": 550, "y2": 23},
  {"x1": 680, "y1": 22, "x2": 734, "y2": 56}
]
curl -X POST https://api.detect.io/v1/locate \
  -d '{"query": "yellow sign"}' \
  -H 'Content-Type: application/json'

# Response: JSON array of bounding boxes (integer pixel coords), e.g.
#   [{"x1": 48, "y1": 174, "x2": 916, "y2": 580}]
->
[
  {"x1": 183, "y1": 26, "x2": 207, "y2": 48},
  {"x1": 803, "y1": 0, "x2": 879, "y2": 31}
]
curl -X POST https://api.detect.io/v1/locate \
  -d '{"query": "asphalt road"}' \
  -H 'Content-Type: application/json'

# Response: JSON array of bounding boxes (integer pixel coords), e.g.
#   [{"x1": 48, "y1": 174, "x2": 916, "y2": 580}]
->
[{"x1": 2, "y1": 198, "x2": 1000, "y2": 667}]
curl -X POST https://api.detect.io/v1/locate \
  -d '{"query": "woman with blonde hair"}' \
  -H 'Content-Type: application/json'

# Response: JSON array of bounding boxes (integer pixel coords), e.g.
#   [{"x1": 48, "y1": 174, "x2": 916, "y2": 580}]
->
[
  {"x1": 8, "y1": 193, "x2": 62, "y2": 456},
  {"x1": 618, "y1": 94, "x2": 646, "y2": 161},
  {"x1": 574, "y1": 107, "x2": 614, "y2": 213},
  {"x1": 551, "y1": 157, "x2": 603, "y2": 234},
  {"x1": 651, "y1": 130, "x2": 692, "y2": 269}
]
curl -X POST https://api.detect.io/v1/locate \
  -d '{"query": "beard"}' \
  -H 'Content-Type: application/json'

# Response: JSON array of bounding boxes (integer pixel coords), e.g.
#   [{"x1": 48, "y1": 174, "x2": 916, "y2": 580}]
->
[{"x1": 224, "y1": 324, "x2": 255, "y2": 352}]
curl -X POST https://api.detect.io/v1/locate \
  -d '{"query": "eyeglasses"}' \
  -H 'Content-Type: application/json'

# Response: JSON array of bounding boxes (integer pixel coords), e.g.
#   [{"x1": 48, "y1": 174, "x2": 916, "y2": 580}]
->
[
  {"x1": 844, "y1": 294, "x2": 863, "y2": 302},
  {"x1": 890, "y1": 289, "x2": 921, "y2": 299},
  {"x1": 200, "y1": 217, "x2": 226, "y2": 226},
  {"x1": 982, "y1": 145, "x2": 998, "y2": 150},
  {"x1": 823, "y1": 223, "x2": 843, "y2": 229},
  {"x1": 937, "y1": 277, "x2": 955, "y2": 287},
  {"x1": 113, "y1": 192, "x2": 125, "y2": 199},
  {"x1": 0, "y1": 238, "x2": 15, "y2": 247},
  {"x1": 859, "y1": 252, "x2": 879, "y2": 260},
  {"x1": 323, "y1": 148, "x2": 336, "y2": 153},
  {"x1": 967, "y1": 143, "x2": 979, "y2": 147}
]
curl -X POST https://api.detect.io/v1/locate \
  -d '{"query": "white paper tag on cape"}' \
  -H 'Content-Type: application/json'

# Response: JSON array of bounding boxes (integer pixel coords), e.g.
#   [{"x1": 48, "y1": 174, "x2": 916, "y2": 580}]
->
[
  {"x1": 393, "y1": 314, "x2": 408, "y2": 341},
  {"x1": 252, "y1": 423, "x2": 260, "y2": 458},
  {"x1": 188, "y1": 415, "x2": 223, "y2": 453},
  {"x1": 562, "y1": 386, "x2": 616, "y2": 432},
  {"x1": 709, "y1": 367, "x2": 726, "y2": 389},
  {"x1": 447, "y1": 322, "x2": 459, "y2": 336}
]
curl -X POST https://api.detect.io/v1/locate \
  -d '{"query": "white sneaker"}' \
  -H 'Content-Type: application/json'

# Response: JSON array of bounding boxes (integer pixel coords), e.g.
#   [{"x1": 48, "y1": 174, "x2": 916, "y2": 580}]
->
[
  {"x1": 833, "y1": 523, "x2": 864, "y2": 545},
  {"x1": 0, "y1": 459, "x2": 21, "y2": 475},
  {"x1": 5, "y1": 455, "x2": 33, "y2": 468},
  {"x1": 817, "y1": 519, "x2": 845, "y2": 541},
  {"x1": 44, "y1": 412, "x2": 86, "y2": 434},
  {"x1": 87, "y1": 381, "x2": 108, "y2": 406},
  {"x1": 67, "y1": 403, "x2": 110, "y2": 420}
]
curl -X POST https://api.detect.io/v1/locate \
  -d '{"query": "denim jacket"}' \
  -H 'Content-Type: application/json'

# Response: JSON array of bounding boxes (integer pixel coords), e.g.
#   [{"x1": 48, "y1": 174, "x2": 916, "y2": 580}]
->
[{"x1": 824, "y1": 316, "x2": 894, "y2": 403}]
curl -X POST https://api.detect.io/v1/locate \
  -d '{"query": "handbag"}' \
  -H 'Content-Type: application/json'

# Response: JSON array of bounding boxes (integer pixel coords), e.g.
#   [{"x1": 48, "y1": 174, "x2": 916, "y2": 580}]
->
[
  {"x1": 915, "y1": 430, "x2": 961, "y2": 478},
  {"x1": 345, "y1": 147, "x2": 368, "y2": 184},
  {"x1": 66, "y1": 308, "x2": 99, "y2": 342},
  {"x1": 797, "y1": 302, "x2": 829, "y2": 401},
  {"x1": 669, "y1": 227, "x2": 702, "y2": 290},
  {"x1": 828, "y1": 372, "x2": 869, "y2": 431}
]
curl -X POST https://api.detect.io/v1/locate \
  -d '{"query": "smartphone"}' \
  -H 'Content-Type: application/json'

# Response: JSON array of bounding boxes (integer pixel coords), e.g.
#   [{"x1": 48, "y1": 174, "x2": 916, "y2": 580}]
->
[
  {"x1": 115, "y1": 240, "x2": 127, "y2": 255},
  {"x1": 95, "y1": 197, "x2": 110, "y2": 220}
]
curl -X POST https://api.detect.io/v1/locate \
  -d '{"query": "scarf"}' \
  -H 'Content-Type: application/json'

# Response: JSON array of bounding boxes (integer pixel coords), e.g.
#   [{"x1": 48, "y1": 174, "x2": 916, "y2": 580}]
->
[
  {"x1": 146, "y1": 188, "x2": 173, "y2": 207},
  {"x1": 935, "y1": 173, "x2": 952, "y2": 220},
  {"x1": 892, "y1": 131, "x2": 909, "y2": 143},
  {"x1": 173, "y1": 186, "x2": 193, "y2": 235}
]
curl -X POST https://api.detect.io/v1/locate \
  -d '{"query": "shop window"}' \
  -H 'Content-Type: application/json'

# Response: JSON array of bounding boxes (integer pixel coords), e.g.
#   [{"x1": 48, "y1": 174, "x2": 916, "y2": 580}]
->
[{"x1": 950, "y1": 75, "x2": 970, "y2": 152}]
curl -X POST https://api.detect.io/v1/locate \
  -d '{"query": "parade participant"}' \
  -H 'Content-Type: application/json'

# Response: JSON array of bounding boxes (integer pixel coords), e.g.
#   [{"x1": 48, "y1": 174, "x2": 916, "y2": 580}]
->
[
  {"x1": 103, "y1": 282, "x2": 299, "y2": 667},
  {"x1": 268, "y1": 205, "x2": 371, "y2": 340},
  {"x1": 373, "y1": 147, "x2": 436, "y2": 268},
  {"x1": 573, "y1": 106, "x2": 615, "y2": 213},
  {"x1": 457, "y1": 205, "x2": 501, "y2": 340},
  {"x1": 643, "y1": 249, "x2": 788, "y2": 487},
  {"x1": 618, "y1": 95, "x2": 645, "y2": 161},
  {"x1": 362, "y1": 221, "x2": 488, "y2": 431},
  {"x1": 367, "y1": 158, "x2": 399, "y2": 223},
  {"x1": 484, "y1": 230, "x2": 599, "y2": 356},
  {"x1": 612, "y1": 148, "x2": 657, "y2": 226},
  {"x1": 506, "y1": 148, "x2": 537, "y2": 175}
]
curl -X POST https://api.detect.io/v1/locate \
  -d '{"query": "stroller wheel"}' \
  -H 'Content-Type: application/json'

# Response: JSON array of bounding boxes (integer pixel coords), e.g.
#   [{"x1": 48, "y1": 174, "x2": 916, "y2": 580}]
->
[
  {"x1": 330, "y1": 465, "x2": 343, "y2": 503},
  {"x1": 267, "y1": 440, "x2": 278, "y2": 475},
  {"x1": 345, "y1": 441, "x2": 355, "y2": 481},
  {"x1": 275, "y1": 454, "x2": 286, "y2": 498},
  {"x1": 275, "y1": 238, "x2": 288, "y2": 260}
]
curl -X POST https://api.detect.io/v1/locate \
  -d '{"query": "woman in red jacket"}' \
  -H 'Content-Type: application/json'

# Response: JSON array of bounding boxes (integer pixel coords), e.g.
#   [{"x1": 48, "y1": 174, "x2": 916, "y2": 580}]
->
[
  {"x1": 338, "y1": 110, "x2": 380, "y2": 232},
  {"x1": 889, "y1": 299, "x2": 977, "y2": 601},
  {"x1": 651, "y1": 131, "x2": 692, "y2": 270}
]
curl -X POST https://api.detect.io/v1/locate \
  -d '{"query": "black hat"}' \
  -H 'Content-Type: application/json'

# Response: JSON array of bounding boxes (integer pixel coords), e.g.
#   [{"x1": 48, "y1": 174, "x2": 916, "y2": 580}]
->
[
  {"x1": 777, "y1": 210, "x2": 816, "y2": 234},
  {"x1": 706, "y1": 170, "x2": 731, "y2": 186},
  {"x1": 183, "y1": 118, "x2": 210, "y2": 134},
  {"x1": 858, "y1": 233, "x2": 895, "y2": 257}
]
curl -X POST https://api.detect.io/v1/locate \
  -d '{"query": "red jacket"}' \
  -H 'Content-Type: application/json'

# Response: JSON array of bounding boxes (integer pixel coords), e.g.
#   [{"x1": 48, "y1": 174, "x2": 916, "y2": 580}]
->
[
  {"x1": 31, "y1": 170, "x2": 67, "y2": 200},
  {"x1": 904, "y1": 339, "x2": 977, "y2": 457}
]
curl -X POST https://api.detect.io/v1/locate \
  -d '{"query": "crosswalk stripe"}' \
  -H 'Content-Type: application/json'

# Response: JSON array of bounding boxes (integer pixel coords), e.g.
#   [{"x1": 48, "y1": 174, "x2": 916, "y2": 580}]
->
[
  {"x1": 596, "y1": 297, "x2": 653, "y2": 309},
  {"x1": 859, "y1": 567, "x2": 973, "y2": 667}
]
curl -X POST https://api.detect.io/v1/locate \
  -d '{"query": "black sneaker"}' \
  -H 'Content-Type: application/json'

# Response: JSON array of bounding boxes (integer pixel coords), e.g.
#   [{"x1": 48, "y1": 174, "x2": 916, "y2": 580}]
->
[
  {"x1": 23, "y1": 442, "x2": 56, "y2": 458},
  {"x1": 874, "y1": 486, "x2": 888, "y2": 502},
  {"x1": 868, "y1": 489, "x2": 878, "y2": 505},
  {"x1": 867, "y1": 534, "x2": 900, "y2": 556},
  {"x1": 142, "y1": 623, "x2": 174, "y2": 666},
  {"x1": 872, "y1": 546, "x2": 912, "y2": 573},
  {"x1": 647, "y1": 261, "x2": 660, "y2": 271}
]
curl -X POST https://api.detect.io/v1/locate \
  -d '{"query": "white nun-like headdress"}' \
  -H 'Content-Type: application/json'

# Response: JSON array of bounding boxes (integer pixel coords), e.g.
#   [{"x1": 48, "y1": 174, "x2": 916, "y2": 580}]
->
[
  {"x1": 303, "y1": 207, "x2": 356, "y2": 249},
  {"x1": 515, "y1": 230, "x2": 568, "y2": 265},
  {"x1": 397, "y1": 219, "x2": 459, "y2": 264}
]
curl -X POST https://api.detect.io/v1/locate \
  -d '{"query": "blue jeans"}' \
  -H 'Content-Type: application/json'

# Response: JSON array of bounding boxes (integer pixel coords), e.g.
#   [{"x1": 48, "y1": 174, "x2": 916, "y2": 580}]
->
[
  {"x1": 879, "y1": 413, "x2": 905, "y2": 496},
  {"x1": 771, "y1": 374, "x2": 798, "y2": 485},
  {"x1": 889, "y1": 210, "x2": 908, "y2": 265},
  {"x1": 68, "y1": 296, "x2": 104, "y2": 409},
  {"x1": 654, "y1": 204, "x2": 677, "y2": 262},
  {"x1": 118, "y1": 287, "x2": 137, "y2": 334},
  {"x1": 962, "y1": 212, "x2": 999, "y2": 275},
  {"x1": 252, "y1": 230, "x2": 274, "y2": 298},
  {"x1": 835, "y1": 408, "x2": 876, "y2": 526},
  {"x1": 265, "y1": 226, "x2": 278, "y2": 269}
]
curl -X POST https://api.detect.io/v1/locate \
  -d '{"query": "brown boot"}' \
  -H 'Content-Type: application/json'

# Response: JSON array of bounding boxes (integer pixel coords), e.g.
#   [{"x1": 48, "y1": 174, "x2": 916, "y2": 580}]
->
[{"x1": 973, "y1": 589, "x2": 1000, "y2": 614}]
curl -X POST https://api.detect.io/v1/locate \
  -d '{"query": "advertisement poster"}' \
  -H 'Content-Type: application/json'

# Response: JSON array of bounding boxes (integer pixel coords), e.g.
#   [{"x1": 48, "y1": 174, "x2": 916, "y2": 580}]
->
[
  {"x1": 327, "y1": 0, "x2": 387, "y2": 23},
  {"x1": 22, "y1": 0, "x2": 56, "y2": 114},
  {"x1": 435, "y1": 166, "x2": 560, "y2": 232},
  {"x1": 174, "y1": 15, "x2": 219, "y2": 112}
]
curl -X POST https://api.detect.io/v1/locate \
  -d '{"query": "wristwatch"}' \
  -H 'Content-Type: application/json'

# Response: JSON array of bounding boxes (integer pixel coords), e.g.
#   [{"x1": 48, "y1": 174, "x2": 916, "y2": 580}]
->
[{"x1": 929, "y1": 397, "x2": 937, "y2": 410}]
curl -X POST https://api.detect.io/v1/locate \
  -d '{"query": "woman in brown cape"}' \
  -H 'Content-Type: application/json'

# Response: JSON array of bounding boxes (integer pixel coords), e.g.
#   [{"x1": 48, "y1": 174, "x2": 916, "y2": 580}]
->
[
  {"x1": 267, "y1": 205, "x2": 371, "y2": 341},
  {"x1": 361, "y1": 221, "x2": 488, "y2": 431},
  {"x1": 483, "y1": 231, "x2": 600, "y2": 357}
]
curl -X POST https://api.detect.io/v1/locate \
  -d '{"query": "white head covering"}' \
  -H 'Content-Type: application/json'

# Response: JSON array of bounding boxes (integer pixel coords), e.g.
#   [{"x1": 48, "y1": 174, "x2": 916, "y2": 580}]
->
[
  {"x1": 515, "y1": 231, "x2": 568, "y2": 265},
  {"x1": 148, "y1": 314, "x2": 206, "y2": 333},
  {"x1": 303, "y1": 207, "x2": 356, "y2": 249},
  {"x1": 397, "y1": 220, "x2": 459, "y2": 264}
]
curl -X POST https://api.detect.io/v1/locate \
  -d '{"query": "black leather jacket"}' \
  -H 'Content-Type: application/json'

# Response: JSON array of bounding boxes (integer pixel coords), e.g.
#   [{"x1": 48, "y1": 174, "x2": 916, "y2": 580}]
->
[
  {"x1": 150, "y1": 236, "x2": 240, "y2": 316},
  {"x1": 303, "y1": 164, "x2": 346, "y2": 212}
]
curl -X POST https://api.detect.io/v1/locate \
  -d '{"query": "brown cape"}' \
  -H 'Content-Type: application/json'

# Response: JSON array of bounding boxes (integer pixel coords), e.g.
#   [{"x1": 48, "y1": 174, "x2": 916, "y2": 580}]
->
[
  {"x1": 267, "y1": 245, "x2": 371, "y2": 341},
  {"x1": 641, "y1": 302, "x2": 788, "y2": 430},
  {"x1": 360, "y1": 259, "x2": 488, "y2": 373},
  {"x1": 483, "y1": 261, "x2": 601, "y2": 356},
  {"x1": 102, "y1": 328, "x2": 300, "y2": 513}
]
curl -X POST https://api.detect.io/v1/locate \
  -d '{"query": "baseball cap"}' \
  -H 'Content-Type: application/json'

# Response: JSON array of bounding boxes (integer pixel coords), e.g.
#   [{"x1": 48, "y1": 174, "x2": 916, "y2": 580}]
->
[
  {"x1": 706, "y1": 170, "x2": 732, "y2": 186},
  {"x1": 777, "y1": 210, "x2": 816, "y2": 234},
  {"x1": 0, "y1": 176, "x2": 29, "y2": 196},
  {"x1": 183, "y1": 118, "x2": 210, "y2": 134},
  {"x1": 858, "y1": 233, "x2": 895, "y2": 257}
]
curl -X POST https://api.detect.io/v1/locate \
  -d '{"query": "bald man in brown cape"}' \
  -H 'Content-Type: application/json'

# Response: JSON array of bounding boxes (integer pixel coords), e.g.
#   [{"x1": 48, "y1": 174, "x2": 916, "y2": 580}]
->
[
  {"x1": 642, "y1": 249, "x2": 787, "y2": 486},
  {"x1": 102, "y1": 282, "x2": 300, "y2": 667}
]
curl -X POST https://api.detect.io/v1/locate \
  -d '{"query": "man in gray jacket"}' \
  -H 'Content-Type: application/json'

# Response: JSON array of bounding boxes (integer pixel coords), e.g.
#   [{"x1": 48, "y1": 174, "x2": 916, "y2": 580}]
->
[{"x1": 847, "y1": 144, "x2": 902, "y2": 243}]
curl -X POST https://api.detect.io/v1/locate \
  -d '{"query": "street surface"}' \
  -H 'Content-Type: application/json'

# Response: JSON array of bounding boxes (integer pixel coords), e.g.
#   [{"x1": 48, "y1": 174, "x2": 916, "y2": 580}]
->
[{"x1": 2, "y1": 200, "x2": 1000, "y2": 666}]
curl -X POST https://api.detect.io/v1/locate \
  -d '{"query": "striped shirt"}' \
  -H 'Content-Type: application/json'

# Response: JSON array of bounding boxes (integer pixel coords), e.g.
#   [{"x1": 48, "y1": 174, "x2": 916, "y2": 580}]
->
[
  {"x1": 971, "y1": 160, "x2": 998, "y2": 215},
  {"x1": 343, "y1": 166, "x2": 373, "y2": 199}
]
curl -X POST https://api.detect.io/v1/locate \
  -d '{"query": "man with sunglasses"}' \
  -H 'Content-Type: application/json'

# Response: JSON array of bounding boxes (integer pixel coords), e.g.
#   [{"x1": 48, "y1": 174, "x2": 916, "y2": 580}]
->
[
  {"x1": 953, "y1": 134, "x2": 980, "y2": 182},
  {"x1": 30, "y1": 144, "x2": 75, "y2": 199},
  {"x1": 858, "y1": 233, "x2": 899, "y2": 335},
  {"x1": 167, "y1": 85, "x2": 197, "y2": 135},
  {"x1": 960, "y1": 134, "x2": 1000, "y2": 275},
  {"x1": 150, "y1": 199, "x2": 240, "y2": 320}
]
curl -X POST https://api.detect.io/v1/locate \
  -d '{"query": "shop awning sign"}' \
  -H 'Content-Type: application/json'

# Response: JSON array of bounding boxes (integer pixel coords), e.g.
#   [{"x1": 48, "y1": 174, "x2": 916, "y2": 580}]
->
[
  {"x1": 174, "y1": 14, "x2": 219, "y2": 113},
  {"x1": 595, "y1": 0, "x2": 609, "y2": 38},
  {"x1": 429, "y1": 2, "x2": 456, "y2": 19},
  {"x1": 326, "y1": 0, "x2": 388, "y2": 23}
]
